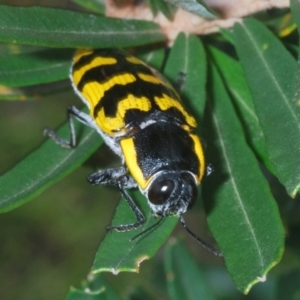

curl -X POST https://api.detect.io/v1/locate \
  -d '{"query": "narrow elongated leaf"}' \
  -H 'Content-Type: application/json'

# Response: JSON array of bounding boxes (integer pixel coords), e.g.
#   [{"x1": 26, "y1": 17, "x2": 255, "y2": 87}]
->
[
  {"x1": 0, "y1": 110, "x2": 102, "y2": 212},
  {"x1": 233, "y1": 19, "x2": 300, "y2": 197},
  {"x1": 164, "y1": 0, "x2": 217, "y2": 19},
  {"x1": 0, "y1": 5, "x2": 165, "y2": 48},
  {"x1": 219, "y1": 28, "x2": 234, "y2": 44},
  {"x1": 146, "y1": 0, "x2": 159, "y2": 16},
  {"x1": 71, "y1": 0, "x2": 105, "y2": 14},
  {"x1": 291, "y1": 0, "x2": 300, "y2": 138},
  {"x1": 164, "y1": 33, "x2": 206, "y2": 122},
  {"x1": 92, "y1": 190, "x2": 178, "y2": 273},
  {"x1": 164, "y1": 239, "x2": 214, "y2": 300},
  {"x1": 0, "y1": 48, "x2": 72, "y2": 87},
  {"x1": 137, "y1": 48, "x2": 166, "y2": 70},
  {"x1": 146, "y1": 0, "x2": 177, "y2": 20},
  {"x1": 208, "y1": 46, "x2": 274, "y2": 172},
  {"x1": 203, "y1": 64, "x2": 284, "y2": 293}
]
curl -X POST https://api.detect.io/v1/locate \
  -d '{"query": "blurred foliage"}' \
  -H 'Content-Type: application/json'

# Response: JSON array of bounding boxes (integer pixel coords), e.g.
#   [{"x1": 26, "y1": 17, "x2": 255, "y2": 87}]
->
[{"x1": 0, "y1": 0, "x2": 300, "y2": 299}]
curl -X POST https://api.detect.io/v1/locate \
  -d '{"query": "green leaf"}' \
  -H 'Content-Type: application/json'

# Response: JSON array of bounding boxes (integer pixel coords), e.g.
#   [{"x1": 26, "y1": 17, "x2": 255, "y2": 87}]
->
[
  {"x1": 137, "y1": 47, "x2": 166, "y2": 70},
  {"x1": 71, "y1": 0, "x2": 105, "y2": 14},
  {"x1": 0, "y1": 48, "x2": 72, "y2": 87},
  {"x1": 0, "y1": 5, "x2": 165, "y2": 48},
  {"x1": 164, "y1": 33, "x2": 206, "y2": 122},
  {"x1": 219, "y1": 28, "x2": 234, "y2": 44},
  {"x1": 0, "y1": 111, "x2": 102, "y2": 212},
  {"x1": 146, "y1": 0, "x2": 177, "y2": 20},
  {"x1": 146, "y1": 0, "x2": 159, "y2": 16},
  {"x1": 92, "y1": 190, "x2": 178, "y2": 273},
  {"x1": 203, "y1": 63, "x2": 284, "y2": 294},
  {"x1": 233, "y1": 18, "x2": 300, "y2": 197},
  {"x1": 164, "y1": 0, "x2": 217, "y2": 19},
  {"x1": 164, "y1": 239, "x2": 215, "y2": 300},
  {"x1": 207, "y1": 45, "x2": 274, "y2": 172},
  {"x1": 291, "y1": 0, "x2": 300, "y2": 135}
]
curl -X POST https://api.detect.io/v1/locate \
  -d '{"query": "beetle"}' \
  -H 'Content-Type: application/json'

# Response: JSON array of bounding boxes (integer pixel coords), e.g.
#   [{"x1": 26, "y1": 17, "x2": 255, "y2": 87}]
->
[{"x1": 44, "y1": 48, "x2": 221, "y2": 256}]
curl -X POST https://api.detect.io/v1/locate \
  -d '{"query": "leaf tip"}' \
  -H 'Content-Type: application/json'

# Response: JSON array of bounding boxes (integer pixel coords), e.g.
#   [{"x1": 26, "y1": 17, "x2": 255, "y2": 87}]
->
[
  {"x1": 257, "y1": 275, "x2": 267, "y2": 282},
  {"x1": 91, "y1": 266, "x2": 120, "y2": 275},
  {"x1": 243, "y1": 255, "x2": 283, "y2": 294},
  {"x1": 112, "y1": 268, "x2": 119, "y2": 275},
  {"x1": 135, "y1": 255, "x2": 149, "y2": 270}
]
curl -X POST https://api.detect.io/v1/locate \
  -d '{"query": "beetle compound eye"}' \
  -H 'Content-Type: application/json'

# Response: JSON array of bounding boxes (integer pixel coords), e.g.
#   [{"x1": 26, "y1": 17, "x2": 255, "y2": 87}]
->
[{"x1": 148, "y1": 179, "x2": 175, "y2": 205}]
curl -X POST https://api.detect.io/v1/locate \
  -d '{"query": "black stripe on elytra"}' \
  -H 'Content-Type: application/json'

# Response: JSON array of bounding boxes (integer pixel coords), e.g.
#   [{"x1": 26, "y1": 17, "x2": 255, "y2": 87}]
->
[
  {"x1": 93, "y1": 78, "x2": 179, "y2": 118},
  {"x1": 76, "y1": 55, "x2": 153, "y2": 92},
  {"x1": 73, "y1": 49, "x2": 126, "y2": 73},
  {"x1": 73, "y1": 49, "x2": 108, "y2": 73}
]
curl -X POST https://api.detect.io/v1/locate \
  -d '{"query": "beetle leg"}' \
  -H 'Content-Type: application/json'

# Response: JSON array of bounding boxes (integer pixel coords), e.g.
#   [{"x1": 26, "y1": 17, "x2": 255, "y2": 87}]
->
[
  {"x1": 107, "y1": 178, "x2": 145, "y2": 232},
  {"x1": 88, "y1": 168, "x2": 144, "y2": 231},
  {"x1": 87, "y1": 167, "x2": 137, "y2": 189},
  {"x1": 175, "y1": 71, "x2": 186, "y2": 92},
  {"x1": 44, "y1": 105, "x2": 95, "y2": 148}
]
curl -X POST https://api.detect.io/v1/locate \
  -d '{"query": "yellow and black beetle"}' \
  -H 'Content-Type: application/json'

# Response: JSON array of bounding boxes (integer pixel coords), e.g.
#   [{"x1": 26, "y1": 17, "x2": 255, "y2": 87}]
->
[{"x1": 45, "y1": 48, "x2": 221, "y2": 256}]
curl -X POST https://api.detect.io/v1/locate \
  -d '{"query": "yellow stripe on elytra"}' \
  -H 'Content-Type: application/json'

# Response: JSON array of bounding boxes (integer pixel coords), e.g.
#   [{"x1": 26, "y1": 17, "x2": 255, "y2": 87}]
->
[
  {"x1": 137, "y1": 73, "x2": 162, "y2": 85},
  {"x1": 138, "y1": 72, "x2": 179, "y2": 96},
  {"x1": 73, "y1": 56, "x2": 118, "y2": 86},
  {"x1": 81, "y1": 73, "x2": 136, "y2": 108},
  {"x1": 96, "y1": 95, "x2": 152, "y2": 134},
  {"x1": 154, "y1": 94, "x2": 197, "y2": 128},
  {"x1": 120, "y1": 138, "x2": 148, "y2": 189},
  {"x1": 189, "y1": 133, "x2": 205, "y2": 182},
  {"x1": 73, "y1": 49, "x2": 93, "y2": 64},
  {"x1": 126, "y1": 56, "x2": 144, "y2": 65}
]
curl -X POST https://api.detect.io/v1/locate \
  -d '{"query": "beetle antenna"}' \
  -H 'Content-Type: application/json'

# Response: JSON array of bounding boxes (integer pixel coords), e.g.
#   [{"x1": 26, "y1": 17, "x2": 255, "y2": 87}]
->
[
  {"x1": 130, "y1": 217, "x2": 164, "y2": 242},
  {"x1": 180, "y1": 216, "x2": 223, "y2": 257}
]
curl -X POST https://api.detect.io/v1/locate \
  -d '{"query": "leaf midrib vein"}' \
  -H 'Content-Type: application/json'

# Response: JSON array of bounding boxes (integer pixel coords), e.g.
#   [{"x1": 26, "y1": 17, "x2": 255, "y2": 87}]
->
[
  {"x1": 212, "y1": 111, "x2": 264, "y2": 270},
  {"x1": 242, "y1": 23, "x2": 299, "y2": 129},
  {"x1": 2, "y1": 27, "x2": 161, "y2": 37},
  {"x1": 1, "y1": 129, "x2": 95, "y2": 205}
]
